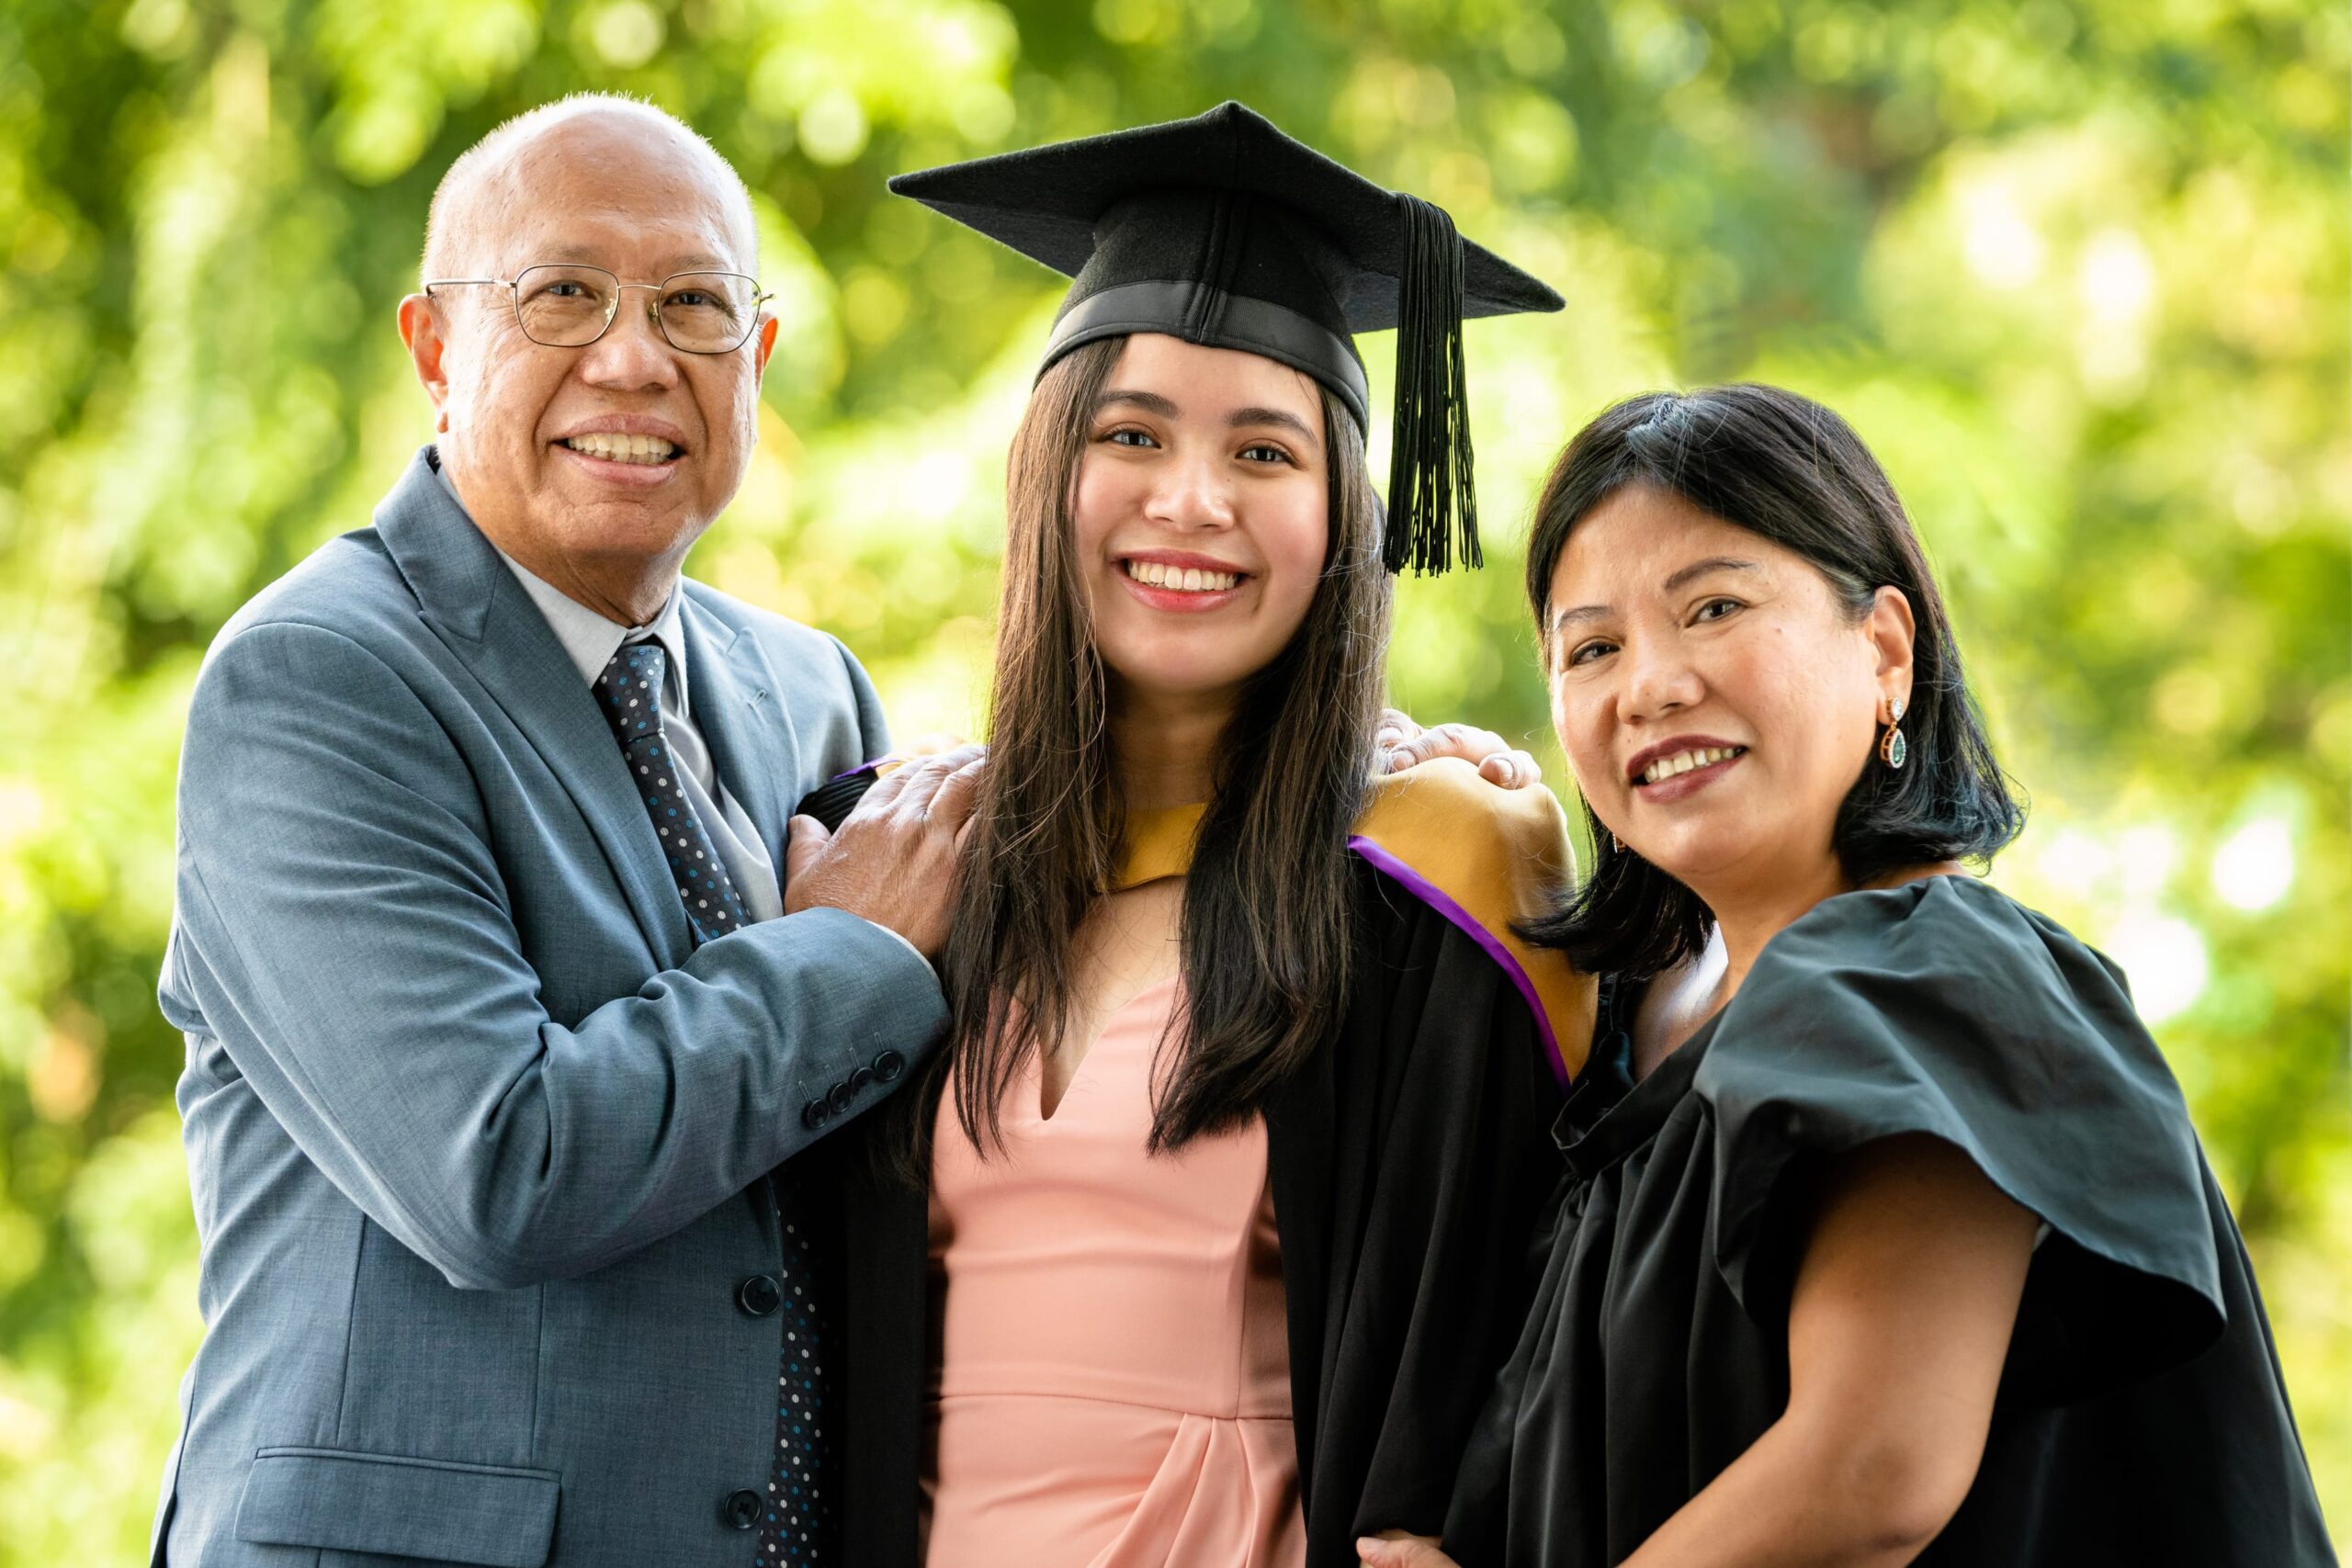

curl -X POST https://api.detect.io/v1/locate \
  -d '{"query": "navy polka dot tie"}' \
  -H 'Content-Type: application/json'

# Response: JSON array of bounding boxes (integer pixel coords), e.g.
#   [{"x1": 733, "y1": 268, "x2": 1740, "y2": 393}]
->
[
  {"x1": 593, "y1": 640, "x2": 834, "y2": 1562},
  {"x1": 594, "y1": 641, "x2": 751, "y2": 943}
]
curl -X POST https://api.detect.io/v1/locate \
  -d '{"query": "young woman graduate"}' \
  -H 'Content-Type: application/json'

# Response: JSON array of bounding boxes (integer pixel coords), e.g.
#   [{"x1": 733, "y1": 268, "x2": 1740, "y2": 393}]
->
[
  {"x1": 794, "y1": 104, "x2": 1596, "y2": 1568},
  {"x1": 1358, "y1": 386, "x2": 2334, "y2": 1568}
]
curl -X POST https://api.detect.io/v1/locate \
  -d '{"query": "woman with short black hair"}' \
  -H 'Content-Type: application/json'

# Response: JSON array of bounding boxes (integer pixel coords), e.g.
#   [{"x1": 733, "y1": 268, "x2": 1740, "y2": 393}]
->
[{"x1": 1361, "y1": 384, "x2": 2333, "y2": 1568}]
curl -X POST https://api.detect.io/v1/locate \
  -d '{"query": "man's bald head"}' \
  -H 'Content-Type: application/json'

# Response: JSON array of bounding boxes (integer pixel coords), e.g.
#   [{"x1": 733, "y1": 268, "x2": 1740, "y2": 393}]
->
[{"x1": 421, "y1": 95, "x2": 759, "y2": 285}]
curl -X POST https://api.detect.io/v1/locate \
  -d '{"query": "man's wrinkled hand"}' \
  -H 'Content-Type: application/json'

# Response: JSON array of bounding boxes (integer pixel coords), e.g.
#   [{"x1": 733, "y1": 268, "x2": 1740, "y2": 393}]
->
[
  {"x1": 784, "y1": 744, "x2": 986, "y2": 958},
  {"x1": 1374, "y1": 707, "x2": 1544, "y2": 790}
]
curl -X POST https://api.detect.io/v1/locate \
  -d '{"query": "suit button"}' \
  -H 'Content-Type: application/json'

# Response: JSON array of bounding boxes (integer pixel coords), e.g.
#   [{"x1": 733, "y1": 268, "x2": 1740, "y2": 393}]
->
[
  {"x1": 738, "y1": 1275, "x2": 782, "y2": 1316},
  {"x1": 849, "y1": 1066, "x2": 874, "y2": 1091},
  {"x1": 723, "y1": 1489, "x2": 762, "y2": 1529},
  {"x1": 802, "y1": 1098, "x2": 830, "y2": 1129},
  {"x1": 872, "y1": 1050, "x2": 906, "y2": 1083},
  {"x1": 828, "y1": 1081, "x2": 854, "y2": 1114}
]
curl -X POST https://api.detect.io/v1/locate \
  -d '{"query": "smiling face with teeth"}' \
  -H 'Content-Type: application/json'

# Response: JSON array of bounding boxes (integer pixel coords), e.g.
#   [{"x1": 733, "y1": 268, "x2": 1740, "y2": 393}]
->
[
  {"x1": 398, "y1": 103, "x2": 777, "y2": 625},
  {"x1": 1543, "y1": 483, "x2": 1917, "y2": 907},
  {"x1": 1070, "y1": 333, "x2": 1338, "y2": 716}
]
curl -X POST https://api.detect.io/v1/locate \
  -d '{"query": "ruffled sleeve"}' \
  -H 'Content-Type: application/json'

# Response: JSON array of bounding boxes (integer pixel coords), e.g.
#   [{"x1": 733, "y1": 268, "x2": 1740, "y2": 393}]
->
[{"x1": 1695, "y1": 874, "x2": 2226, "y2": 1404}]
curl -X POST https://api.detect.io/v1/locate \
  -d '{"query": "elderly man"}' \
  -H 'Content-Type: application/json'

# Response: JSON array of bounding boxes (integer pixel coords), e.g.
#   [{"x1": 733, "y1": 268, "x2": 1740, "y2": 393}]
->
[{"x1": 151, "y1": 95, "x2": 1527, "y2": 1568}]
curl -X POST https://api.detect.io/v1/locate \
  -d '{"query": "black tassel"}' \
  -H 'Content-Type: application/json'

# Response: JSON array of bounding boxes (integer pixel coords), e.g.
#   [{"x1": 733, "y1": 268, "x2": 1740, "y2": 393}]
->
[{"x1": 1384, "y1": 195, "x2": 1479, "y2": 576}]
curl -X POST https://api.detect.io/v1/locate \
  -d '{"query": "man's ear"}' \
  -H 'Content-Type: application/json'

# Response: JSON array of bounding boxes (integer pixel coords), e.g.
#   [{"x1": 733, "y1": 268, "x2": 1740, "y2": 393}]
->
[
  {"x1": 1868, "y1": 584, "x2": 1917, "y2": 700},
  {"x1": 752, "y1": 312, "x2": 779, "y2": 382},
  {"x1": 398, "y1": 294, "x2": 454, "y2": 433}
]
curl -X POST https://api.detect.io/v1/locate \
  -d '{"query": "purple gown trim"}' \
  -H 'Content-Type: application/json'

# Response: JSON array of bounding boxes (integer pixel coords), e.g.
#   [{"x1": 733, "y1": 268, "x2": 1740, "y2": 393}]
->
[{"x1": 1348, "y1": 834, "x2": 1572, "y2": 1090}]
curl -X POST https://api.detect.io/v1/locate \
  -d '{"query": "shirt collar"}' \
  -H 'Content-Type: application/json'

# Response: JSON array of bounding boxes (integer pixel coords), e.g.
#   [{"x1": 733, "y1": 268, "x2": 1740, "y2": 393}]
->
[{"x1": 430, "y1": 451, "x2": 692, "y2": 718}]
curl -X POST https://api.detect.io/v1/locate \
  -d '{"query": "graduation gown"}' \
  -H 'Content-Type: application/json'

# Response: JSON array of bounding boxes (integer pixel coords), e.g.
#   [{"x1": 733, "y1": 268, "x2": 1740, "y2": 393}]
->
[
  {"x1": 1443, "y1": 874, "x2": 2335, "y2": 1567},
  {"x1": 810, "y1": 758, "x2": 1594, "y2": 1568}
]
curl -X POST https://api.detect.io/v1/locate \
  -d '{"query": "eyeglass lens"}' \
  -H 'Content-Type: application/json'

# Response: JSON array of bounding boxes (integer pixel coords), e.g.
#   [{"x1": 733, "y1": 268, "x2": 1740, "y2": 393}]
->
[{"x1": 514, "y1": 265, "x2": 758, "y2": 352}]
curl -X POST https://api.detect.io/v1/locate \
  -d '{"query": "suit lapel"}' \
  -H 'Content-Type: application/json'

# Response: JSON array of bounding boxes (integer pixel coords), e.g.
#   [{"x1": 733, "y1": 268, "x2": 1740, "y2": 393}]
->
[
  {"x1": 374, "y1": 448, "x2": 693, "y2": 969},
  {"x1": 680, "y1": 592, "x2": 801, "y2": 874}
]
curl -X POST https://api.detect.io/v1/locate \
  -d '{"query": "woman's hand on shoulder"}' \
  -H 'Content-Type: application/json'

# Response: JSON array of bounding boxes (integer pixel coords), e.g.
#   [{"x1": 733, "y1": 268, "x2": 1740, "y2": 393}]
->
[
  {"x1": 1356, "y1": 1532, "x2": 1457, "y2": 1568},
  {"x1": 1376, "y1": 707, "x2": 1542, "y2": 789}
]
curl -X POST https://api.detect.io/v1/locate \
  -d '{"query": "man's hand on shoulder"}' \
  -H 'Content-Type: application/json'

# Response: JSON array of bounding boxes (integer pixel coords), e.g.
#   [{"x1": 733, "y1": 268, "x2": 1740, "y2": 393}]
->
[
  {"x1": 1375, "y1": 707, "x2": 1544, "y2": 790},
  {"x1": 783, "y1": 744, "x2": 986, "y2": 957}
]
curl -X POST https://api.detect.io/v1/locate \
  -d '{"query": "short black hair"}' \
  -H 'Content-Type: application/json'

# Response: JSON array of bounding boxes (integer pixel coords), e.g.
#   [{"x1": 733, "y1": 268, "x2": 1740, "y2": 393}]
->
[{"x1": 1522, "y1": 383, "x2": 2024, "y2": 978}]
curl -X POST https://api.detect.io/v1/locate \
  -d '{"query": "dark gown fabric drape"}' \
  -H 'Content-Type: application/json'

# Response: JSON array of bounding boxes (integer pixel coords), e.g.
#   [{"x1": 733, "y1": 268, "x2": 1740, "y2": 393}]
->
[
  {"x1": 1443, "y1": 874, "x2": 2335, "y2": 1568},
  {"x1": 821, "y1": 857, "x2": 1563, "y2": 1568}
]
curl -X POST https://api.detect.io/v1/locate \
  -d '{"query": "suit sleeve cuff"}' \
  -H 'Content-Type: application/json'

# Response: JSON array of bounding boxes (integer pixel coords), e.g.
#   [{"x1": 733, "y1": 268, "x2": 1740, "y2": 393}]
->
[{"x1": 861, "y1": 918, "x2": 936, "y2": 980}]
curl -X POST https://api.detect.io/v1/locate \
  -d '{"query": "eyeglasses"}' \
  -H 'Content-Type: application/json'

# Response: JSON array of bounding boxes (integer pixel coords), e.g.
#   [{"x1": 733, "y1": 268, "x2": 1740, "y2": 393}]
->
[{"x1": 423, "y1": 264, "x2": 774, "y2": 355}]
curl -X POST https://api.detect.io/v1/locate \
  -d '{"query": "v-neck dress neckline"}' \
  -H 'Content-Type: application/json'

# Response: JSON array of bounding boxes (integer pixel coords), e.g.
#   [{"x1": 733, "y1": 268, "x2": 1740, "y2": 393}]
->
[{"x1": 1035, "y1": 971, "x2": 1180, "y2": 1124}]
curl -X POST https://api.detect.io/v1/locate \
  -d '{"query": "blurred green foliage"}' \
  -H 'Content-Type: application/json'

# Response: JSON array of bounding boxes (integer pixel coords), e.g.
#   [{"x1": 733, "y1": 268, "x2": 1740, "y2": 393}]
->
[{"x1": 1, "y1": 0, "x2": 2345, "y2": 1556}]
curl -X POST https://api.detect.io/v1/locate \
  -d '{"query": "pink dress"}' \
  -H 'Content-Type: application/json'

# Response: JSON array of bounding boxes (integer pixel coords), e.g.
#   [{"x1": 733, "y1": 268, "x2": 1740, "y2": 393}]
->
[{"x1": 922, "y1": 974, "x2": 1306, "y2": 1567}]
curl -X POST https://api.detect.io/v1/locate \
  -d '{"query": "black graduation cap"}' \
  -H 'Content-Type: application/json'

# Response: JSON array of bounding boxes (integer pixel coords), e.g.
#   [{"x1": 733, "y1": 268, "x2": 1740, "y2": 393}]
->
[{"x1": 888, "y1": 101, "x2": 1564, "y2": 575}]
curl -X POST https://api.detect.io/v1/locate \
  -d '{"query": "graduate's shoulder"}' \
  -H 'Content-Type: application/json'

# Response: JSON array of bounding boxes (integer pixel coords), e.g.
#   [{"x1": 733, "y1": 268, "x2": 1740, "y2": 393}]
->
[
  {"x1": 1351, "y1": 756, "x2": 1576, "y2": 909},
  {"x1": 1350, "y1": 757, "x2": 1593, "y2": 1085}
]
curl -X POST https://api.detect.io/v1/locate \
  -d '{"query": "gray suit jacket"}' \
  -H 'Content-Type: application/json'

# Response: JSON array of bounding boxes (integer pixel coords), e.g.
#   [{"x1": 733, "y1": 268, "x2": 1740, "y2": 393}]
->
[{"x1": 152, "y1": 448, "x2": 946, "y2": 1567}]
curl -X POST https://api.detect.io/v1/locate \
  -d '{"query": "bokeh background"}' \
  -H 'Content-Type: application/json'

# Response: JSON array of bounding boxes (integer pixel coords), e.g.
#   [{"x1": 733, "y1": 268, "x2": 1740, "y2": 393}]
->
[{"x1": 2, "y1": 0, "x2": 2346, "y2": 1556}]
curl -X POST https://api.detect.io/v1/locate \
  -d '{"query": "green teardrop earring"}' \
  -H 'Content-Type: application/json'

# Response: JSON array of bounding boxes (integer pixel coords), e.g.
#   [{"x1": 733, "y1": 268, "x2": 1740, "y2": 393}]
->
[{"x1": 1880, "y1": 695, "x2": 1908, "y2": 771}]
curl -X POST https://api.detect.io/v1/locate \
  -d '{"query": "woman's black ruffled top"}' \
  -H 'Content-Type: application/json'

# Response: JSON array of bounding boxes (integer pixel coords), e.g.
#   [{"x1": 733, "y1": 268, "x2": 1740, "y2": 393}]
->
[{"x1": 1444, "y1": 874, "x2": 2335, "y2": 1567}]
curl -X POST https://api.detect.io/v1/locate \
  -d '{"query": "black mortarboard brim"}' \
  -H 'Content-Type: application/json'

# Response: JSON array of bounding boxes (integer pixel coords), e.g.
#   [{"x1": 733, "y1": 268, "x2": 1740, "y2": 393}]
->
[{"x1": 889, "y1": 101, "x2": 1564, "y2": 575}]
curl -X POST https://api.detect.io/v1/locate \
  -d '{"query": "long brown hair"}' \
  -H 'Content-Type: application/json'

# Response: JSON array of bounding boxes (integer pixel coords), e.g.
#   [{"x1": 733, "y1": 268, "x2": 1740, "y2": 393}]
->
[{"x1": 909, "y1": 334, "x2": 1390, "y2": 1167}]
